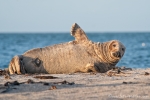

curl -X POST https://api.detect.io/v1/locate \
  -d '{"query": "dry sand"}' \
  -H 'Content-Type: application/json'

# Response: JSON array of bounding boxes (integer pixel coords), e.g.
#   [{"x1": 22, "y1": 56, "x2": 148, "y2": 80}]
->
[{"x1": 0, "y1": 68, "x2": 150, "y2": 100}]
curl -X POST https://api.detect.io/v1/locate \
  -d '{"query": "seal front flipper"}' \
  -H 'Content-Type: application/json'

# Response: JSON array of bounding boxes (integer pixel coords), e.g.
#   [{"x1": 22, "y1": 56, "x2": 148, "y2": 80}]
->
[
  {"x1": 75, "y1": 63, "x2": 97, "y2": 73},
  {"x1": 71, "y1": 23, "x2": 89, "y2": 43}
]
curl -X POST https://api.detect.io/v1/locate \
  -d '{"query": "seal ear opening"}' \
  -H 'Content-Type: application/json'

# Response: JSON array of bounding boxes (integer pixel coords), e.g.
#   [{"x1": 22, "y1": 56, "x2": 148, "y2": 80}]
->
[
  {"x1": 8, "y1": 55, "x2": 23, "y2": 74},
  {"x1": 70, "y1": 23, "x2": 89, "y2": 43}
]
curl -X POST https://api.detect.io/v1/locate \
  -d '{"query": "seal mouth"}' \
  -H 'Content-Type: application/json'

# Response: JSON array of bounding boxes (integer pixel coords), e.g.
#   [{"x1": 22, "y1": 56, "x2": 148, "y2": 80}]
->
[{"x1": 113, "y1": 51, "x2": 121, "y2": 58}]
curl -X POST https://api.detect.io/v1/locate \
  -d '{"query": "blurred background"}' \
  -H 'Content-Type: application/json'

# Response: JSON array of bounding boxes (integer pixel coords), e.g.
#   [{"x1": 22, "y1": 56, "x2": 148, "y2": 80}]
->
[{"x1": 0, "y1": 0, "x2": 150, "y2": 69}]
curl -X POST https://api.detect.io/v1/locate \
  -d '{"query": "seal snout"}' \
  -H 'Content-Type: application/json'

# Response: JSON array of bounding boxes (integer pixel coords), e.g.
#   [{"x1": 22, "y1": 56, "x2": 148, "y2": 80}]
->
[{"x1": 113, "y1": 46, "x2": 125, "y2": 58}]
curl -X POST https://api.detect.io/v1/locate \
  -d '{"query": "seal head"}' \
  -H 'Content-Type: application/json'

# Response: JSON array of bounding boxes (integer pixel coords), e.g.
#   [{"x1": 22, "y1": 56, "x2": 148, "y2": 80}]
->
[
  {"x1": 94, "y1": 40, "x2": 125, "y2": 66},
  {"x1": 109, "y1": 40, "x2": 125, "y2": 59}
]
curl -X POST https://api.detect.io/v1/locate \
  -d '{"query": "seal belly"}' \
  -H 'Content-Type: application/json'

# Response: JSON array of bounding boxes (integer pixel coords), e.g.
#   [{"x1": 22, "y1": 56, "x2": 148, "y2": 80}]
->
[{"x1": 41, "y1": 42, "x2": 96, "y2": 74}]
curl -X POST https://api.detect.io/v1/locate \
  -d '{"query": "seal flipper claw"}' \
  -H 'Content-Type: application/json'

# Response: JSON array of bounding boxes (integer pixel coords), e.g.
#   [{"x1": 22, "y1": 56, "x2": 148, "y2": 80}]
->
[{"x1": 71, "y1": 23, "x2": 89, "y2": 43}]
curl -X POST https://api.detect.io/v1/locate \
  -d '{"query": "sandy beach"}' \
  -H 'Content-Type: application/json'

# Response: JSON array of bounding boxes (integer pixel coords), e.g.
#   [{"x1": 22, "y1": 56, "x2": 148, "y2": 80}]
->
[{"x1": 0, "y1": 68, "x2": 150, "y2": 100}]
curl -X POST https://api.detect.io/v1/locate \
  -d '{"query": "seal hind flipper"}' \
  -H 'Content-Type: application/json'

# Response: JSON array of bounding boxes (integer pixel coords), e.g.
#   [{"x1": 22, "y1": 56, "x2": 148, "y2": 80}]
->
[
  {"x1": 70, "y1": 23, "x2": 89, "y2": 43},
  {"x1": 8, "y1": 55, "x2": 26, "y2": 74}
]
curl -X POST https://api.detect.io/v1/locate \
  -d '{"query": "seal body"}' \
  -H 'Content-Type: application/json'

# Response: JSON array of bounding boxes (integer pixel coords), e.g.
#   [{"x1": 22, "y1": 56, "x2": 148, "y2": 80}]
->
[{"x1": 8, "y1": 23, "x2": 125, "y2": 74}]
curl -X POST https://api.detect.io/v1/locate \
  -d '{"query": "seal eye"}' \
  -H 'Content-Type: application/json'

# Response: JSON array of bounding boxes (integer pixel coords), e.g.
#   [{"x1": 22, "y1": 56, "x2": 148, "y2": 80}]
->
[
  {"x1": 34, "y1": 58, "x2": 41, "y2": 67},
  {"x1": 122, "y1": 48, "x2": 124, "y2": 51},
  {"x1": 113, "y1": 44, "x2": 116, "y2": 47}
]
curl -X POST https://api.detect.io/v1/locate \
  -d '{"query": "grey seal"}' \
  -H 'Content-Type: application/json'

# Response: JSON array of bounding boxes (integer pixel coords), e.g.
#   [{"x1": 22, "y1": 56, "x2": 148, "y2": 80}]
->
[{"x1": 8, "y1": 23, "x2": 125, "y2": 74}]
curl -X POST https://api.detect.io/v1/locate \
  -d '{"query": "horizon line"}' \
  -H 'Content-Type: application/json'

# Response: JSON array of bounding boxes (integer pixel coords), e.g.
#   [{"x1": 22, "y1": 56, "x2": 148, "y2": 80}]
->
[{"x1": 0, "y1": 31, "x2": 150, "y2": 34}]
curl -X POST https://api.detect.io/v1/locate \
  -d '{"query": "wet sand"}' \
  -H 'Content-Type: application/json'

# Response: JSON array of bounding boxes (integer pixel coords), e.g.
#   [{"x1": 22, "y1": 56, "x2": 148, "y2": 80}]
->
[{"x1": 0, "y1": 68, "x2": 150, "y2": 100}]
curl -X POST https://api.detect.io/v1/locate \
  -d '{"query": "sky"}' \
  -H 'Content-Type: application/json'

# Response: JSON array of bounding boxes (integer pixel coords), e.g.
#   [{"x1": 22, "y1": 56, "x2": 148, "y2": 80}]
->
[{"x1": 0, "y1": 0, "x2": 150, "y2": 33}]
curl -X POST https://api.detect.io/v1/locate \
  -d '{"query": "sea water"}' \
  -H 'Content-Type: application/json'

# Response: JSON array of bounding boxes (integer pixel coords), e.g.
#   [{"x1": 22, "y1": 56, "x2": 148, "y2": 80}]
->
[{"x1": 0, "y1": 33, "x2": 150, "y2": 69}]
